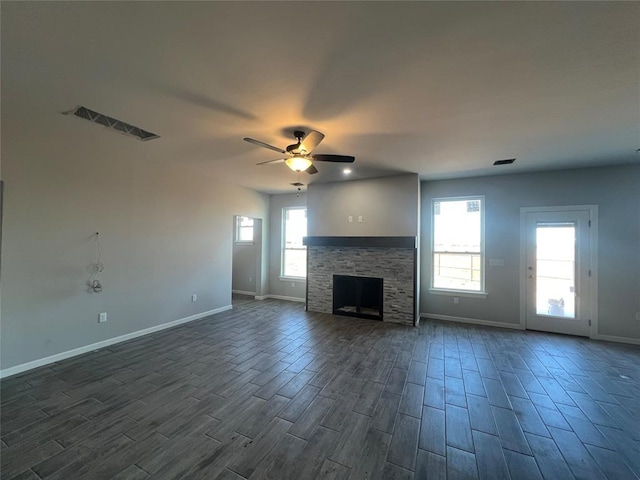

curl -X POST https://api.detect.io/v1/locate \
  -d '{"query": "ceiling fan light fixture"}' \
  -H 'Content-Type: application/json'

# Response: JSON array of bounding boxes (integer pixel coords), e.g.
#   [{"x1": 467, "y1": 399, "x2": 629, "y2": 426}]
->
[{"x1": 285, "y1": 156, "x2": 312, "y2": 172}]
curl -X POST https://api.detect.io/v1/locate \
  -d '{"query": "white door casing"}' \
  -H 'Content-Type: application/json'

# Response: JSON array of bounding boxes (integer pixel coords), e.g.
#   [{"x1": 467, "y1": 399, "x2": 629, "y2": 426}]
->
[{"x1": 520, "y1": 206, "x2": 598, "y2": 337}]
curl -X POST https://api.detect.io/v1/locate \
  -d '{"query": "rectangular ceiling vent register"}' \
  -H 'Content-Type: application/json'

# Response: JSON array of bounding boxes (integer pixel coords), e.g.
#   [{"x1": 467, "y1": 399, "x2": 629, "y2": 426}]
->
[
  {"x1": 493, "y1": 158, "x2": 516, "y2": 166},
  {"x1": 63, "y1": 106, "x2": 160, "y2": 141}
]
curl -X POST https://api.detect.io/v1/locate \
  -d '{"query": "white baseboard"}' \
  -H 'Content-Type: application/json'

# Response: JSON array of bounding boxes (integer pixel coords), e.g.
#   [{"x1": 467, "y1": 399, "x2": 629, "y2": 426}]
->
[
  {"x1": 0, "y1": 305, "x2": 232, "y2": 379},
  {"x1": 269, "y1": 294, "x2": 305, "y2": 303},
  {"x1": 254, "y1": 294, "x2": 305, "y2": 303},
  {"x1": 592, "y1": 334, "x2": 640, "y2": 345},
  {"x1": 232, "y1": 290, "x2": 256, "y2": 296},
  {"x1": 421, "y1": 313, "x2": 640, "y2": 345},
  {"x1": 420, "y1": 312, "x2": 524, "y2": 330}
]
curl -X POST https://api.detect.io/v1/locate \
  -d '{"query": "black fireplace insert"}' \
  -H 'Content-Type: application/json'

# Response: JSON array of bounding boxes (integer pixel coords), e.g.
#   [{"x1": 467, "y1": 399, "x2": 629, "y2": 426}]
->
[{"x1": 333, "y1": 274, "x2": 383, "y2": 321}]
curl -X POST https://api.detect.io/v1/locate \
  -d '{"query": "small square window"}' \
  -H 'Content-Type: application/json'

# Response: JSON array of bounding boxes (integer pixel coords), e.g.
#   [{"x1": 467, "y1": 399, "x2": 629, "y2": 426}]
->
[{"x1": 235, "y1": 216, "x2": 254, "y2": 244}]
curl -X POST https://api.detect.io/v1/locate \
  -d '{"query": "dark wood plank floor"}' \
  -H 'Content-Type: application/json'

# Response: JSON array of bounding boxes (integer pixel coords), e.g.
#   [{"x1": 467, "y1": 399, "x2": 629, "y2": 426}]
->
[{"x1": 2, "y1": 295, "x2": 640, "y2": 479}]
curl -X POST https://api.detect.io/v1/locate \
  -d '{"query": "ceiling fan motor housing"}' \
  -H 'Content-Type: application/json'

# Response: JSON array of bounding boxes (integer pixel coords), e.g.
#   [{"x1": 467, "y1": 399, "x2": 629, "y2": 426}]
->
[{"x1": 286, "y1": 131, "x2": 306, "y2": 154}]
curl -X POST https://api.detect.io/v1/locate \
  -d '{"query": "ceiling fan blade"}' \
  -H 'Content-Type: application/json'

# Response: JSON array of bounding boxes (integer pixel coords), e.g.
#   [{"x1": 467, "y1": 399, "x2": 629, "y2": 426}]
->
[
  {"x1": 256, "y1": 158, "x2": 286, "y2": 165},
  {"x1": 244, "y1": 137, "x2": 286, "y2": 154},
  {"x1": 299, "y1": 130, "x2": 325, "y2": 154},
  {"x1": 311, "y1": 154, "x2": 355, "y2": 163},
  {"x1": 305, "y1": 164, "x2": 319, "y2": 175}
]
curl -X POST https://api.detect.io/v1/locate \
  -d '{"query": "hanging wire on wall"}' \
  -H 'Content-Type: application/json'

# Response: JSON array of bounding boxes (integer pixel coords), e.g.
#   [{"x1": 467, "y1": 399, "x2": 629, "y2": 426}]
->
[{"x1": 88, "y1": 232, "x2": 103, "y2": 293}]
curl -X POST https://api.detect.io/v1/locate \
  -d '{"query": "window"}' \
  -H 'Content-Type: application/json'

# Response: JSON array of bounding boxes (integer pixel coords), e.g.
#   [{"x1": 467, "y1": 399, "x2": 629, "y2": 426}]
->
[
  {"x1": 432, "y1": 196, "x2": 484, "y2": 293},
  {"x1": 282, "y1": 207, "x2": 307, "y2": 278},
  {"x1": 235, "y1": 216, "x2": 254, "y2": 243}
]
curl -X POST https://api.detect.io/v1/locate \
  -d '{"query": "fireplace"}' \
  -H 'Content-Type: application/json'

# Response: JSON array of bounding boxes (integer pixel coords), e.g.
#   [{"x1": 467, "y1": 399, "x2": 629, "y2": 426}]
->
[
  {"x1": 304, "y1": 236, "x2": 417, "y2": 326},
  {"x1": 333, "y1": 275, "x2": 383, "y2": 321}
]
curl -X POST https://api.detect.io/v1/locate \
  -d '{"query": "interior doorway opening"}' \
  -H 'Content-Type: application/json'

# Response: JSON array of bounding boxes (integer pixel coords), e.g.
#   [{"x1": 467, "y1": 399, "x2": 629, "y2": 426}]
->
[{"x1": 232, "y1": 215, "x2": 263, "y2": 303}]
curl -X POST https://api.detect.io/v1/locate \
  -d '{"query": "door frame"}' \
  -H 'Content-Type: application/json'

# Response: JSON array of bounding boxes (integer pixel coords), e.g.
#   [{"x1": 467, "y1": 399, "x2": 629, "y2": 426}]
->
[
  {"x1": 231, "y1": 215, "x2": 264, "y2": 299},
  {"x1": 519, "y1": 205, "x2": 598, "y2": 338}
]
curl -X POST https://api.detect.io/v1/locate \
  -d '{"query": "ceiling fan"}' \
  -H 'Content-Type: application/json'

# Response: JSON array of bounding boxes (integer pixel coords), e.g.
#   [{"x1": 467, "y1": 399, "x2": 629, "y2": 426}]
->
[{"x1": 243, "y1": 130, "x2": 355, "y2": 174}]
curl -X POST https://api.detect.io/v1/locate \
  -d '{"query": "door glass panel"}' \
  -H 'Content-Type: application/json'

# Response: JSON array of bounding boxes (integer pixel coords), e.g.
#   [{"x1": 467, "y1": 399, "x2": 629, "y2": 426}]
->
[{"x1": 536, "y1": 223, "x2": 576, "y2": 318}]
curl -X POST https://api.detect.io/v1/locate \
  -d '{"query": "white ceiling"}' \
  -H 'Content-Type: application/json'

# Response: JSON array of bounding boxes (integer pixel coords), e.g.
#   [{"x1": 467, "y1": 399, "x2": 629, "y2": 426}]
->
[{"x1": 2, "y1": 2, "x2": 639, "y2": 193}]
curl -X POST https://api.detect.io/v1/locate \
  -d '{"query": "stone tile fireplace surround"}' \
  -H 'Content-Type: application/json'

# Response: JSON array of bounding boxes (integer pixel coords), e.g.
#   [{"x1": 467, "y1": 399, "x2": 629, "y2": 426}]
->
[{"x1": 304, "y1": 237, "x2": 417, "y2": 326}]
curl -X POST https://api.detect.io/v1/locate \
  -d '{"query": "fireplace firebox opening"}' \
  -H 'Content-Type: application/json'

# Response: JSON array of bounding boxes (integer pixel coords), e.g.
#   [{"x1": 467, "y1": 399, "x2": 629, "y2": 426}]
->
[{"x1": 333, "y1": 275, "x2": 383, "y2": 321}]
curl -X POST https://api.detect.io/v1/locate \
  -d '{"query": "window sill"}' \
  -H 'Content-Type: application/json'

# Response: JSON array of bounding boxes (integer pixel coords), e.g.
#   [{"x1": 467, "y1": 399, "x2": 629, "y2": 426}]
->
[
  {"x1": 429, "y1": 288, "x2": 488, "y2": 299},
  {"x1": 279, "y1": 276, "x2": 306, "y2": 283},
  {"x1": 234, "y1": 241, "x2": 254, "y2": 246}
]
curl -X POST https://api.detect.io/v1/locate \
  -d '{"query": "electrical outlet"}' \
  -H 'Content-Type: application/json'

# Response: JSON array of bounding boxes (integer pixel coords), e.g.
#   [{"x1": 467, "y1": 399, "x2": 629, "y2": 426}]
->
[
  {"x1": 249, "y1": 277, "x2": 253, "y2": 283},
  {"x1": 192, "y1": 294, "x2": 197, "y2": 302},
  {"x1": 453, "y1": 297, "x2": 460, "y2": 304},
  {"x1": 358, "y1": 215, "x2": 363, "y2": 223},
  {"x1": 98, "y1": 312, "x2": 107, "y2": 323},
  {"x1": 636, "y1": 312, "x2": 640, "y2": 322},
  {"x1": 348, "y1": 216, "x2": 353, "y2": 223},
  {"x1": 291, "y1": 283, "x2": 295, "y2": 288}
]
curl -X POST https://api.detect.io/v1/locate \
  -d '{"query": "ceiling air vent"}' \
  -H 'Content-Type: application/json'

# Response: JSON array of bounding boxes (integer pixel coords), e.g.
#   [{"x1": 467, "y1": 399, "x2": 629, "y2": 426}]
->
[
  {"x1": 493, "y1": 158, "x2": 515, "y2": 166},
  {"x1": 63, "y1": 106, "x2": 160, "y2": 141}
]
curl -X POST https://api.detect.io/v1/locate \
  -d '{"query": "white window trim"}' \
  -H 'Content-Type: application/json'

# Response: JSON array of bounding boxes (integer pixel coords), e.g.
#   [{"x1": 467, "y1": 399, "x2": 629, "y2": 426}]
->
[
  {"x1": 431, "y1": 195, "x2": 487, "y2": 296},
  {"x1": 235, "y1": 240, "x2": 254, "y2": 246},
  {"x1": 281, "y1": 206, "x2": 307, "y2": 279},
  {"x1": 428, "y1": 288, "x2": 488, "y2": 298},
  {"x1": 279, "y1": 276, "x2": 307, "y2": 283}
]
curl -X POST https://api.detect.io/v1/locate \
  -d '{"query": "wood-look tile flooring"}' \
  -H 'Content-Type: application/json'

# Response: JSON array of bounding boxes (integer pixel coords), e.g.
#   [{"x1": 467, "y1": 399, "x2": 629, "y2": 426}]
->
[{"x1": 2, "y1": 295, "x2": 640, "y2": 479}]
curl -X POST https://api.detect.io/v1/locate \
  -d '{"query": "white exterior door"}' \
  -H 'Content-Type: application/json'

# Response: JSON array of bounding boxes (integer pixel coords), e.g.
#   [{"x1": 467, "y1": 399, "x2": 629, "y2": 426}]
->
[{"x1": 522, "y1": 208, "x2": 593, "y2": 337}]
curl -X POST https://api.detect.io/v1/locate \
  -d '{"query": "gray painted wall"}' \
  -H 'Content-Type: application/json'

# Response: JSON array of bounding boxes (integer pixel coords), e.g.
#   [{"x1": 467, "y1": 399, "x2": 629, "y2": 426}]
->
[
  {"x1": 420, "y1": 164, "x2": 640, "y2": 339},
  {"x1": 268, "y1": 193, "x2": 307, "y2": 299},
  {"x1": 307, "y1": 174, "x2": 420, "y2": 236},
  {"x1": 1, "y1": 130, "x2": 270, "y2": 370}
]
